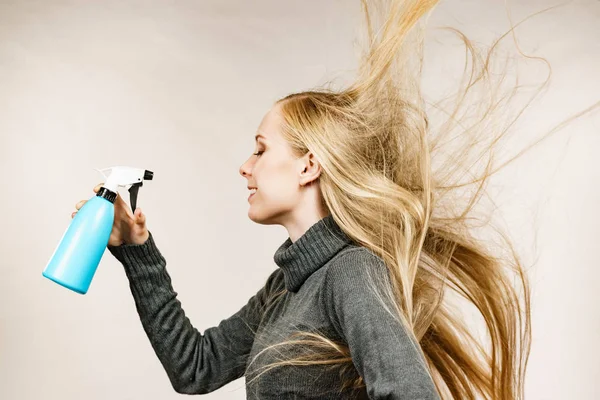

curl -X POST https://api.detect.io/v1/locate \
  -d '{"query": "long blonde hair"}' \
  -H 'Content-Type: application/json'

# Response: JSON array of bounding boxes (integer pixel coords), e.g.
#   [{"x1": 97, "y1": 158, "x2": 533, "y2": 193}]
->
[{"x1": 243, "y1": 1, "x2": 598, "y2": 398}]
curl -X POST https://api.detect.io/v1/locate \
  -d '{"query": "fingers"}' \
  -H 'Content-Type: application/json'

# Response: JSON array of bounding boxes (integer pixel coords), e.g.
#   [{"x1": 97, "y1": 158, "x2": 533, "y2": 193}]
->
[
  {"x1": 134, "y1": 208, "x2": 146, "y2": 226},
  {"x1": 70, "y1": 183, "x2": 105, "y2": 219},
  {"x1": 78, "y1": 182, "x2": 103, "y2": 211},
  {"x1": 72, "y1": 199, "x2": 86, "y2": 219}
]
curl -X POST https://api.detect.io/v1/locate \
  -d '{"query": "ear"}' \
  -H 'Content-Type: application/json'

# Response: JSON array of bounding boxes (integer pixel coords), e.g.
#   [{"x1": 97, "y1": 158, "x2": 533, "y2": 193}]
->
[{"x1": 298, "y1": 152, "x2": 321, "y2": 187}]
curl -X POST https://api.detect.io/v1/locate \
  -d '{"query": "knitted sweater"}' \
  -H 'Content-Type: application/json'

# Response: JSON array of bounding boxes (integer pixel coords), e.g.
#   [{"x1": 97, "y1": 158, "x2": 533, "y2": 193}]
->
[{"x1": 108, "y1": 214, "x2": 439, "y2": 399}]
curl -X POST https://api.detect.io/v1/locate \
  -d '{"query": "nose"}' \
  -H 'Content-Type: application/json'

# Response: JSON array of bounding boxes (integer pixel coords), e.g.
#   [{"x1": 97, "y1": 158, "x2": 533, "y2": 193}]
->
[{"x1": 239, "y1": 159, "x2": 251, "y2": 178}]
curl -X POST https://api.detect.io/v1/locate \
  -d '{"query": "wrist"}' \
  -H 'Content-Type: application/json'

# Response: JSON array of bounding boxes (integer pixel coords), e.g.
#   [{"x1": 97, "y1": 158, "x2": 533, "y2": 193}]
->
[{"x1": 123, "y1": 230, "x2": 150, "y2": 246}]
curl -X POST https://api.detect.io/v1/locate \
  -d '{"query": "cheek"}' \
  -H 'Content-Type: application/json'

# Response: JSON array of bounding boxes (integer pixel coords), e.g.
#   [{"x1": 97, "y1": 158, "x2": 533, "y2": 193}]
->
[
  {"x1": 257, "y1": 162, "x2": 298, "y2": 203},
  {"x1": 265, "y1": 186, "x2": 297, "y2": 206}
]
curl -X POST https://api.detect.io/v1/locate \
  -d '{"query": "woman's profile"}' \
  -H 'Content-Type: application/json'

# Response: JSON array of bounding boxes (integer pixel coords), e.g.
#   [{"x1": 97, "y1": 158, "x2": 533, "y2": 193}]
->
[{"x1": 71, "y1": 0, "x2": 596, "y2": 399}]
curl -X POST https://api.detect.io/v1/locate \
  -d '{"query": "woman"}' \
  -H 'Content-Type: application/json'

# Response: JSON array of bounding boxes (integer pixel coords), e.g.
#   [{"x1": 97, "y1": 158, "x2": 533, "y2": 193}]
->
[{"x1": 72, "y1": 0, "x2": 549, "y2": 398}]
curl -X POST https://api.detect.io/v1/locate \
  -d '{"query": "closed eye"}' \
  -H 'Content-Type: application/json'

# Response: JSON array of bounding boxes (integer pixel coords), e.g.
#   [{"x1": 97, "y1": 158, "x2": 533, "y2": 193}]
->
[{"x1": 253, "y1": 151, "x2": 264, "y2": 157}]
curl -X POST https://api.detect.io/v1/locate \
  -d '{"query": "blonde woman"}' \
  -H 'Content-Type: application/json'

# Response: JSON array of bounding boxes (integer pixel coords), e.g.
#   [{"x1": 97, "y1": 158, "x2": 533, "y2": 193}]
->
[{"x1": 70, "y1": 0, "x2": 577, "y2": 398}]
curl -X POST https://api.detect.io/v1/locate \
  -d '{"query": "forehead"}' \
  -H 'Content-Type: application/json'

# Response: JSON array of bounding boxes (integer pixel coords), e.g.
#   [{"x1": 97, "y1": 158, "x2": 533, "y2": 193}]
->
[{"x1": 255, "y1": 105, "x2": 284, "y2": 143}]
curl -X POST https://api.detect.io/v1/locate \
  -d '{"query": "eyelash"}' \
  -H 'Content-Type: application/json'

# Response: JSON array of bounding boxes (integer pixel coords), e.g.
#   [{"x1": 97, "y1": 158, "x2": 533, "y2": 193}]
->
[{"x1": 253, "y1": 151, "x2": 264, "y2": 157}]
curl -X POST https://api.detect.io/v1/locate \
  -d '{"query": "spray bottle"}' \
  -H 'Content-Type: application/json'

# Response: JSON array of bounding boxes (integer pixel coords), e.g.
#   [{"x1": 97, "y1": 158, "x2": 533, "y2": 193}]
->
[{"x1": 43, "y1": 166, "x2": 154, "y2": 294}]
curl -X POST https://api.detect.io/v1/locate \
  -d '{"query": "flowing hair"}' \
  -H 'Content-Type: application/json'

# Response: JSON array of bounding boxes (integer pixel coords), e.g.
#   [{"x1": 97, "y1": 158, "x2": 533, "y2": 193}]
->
[{"x1": 243, "y1": 1, "x2": 599, "y2": 399}]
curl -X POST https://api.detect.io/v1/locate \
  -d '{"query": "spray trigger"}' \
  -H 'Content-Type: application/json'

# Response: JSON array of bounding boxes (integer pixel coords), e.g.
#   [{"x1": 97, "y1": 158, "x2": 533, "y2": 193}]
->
[
  {"x1": 129, "y1": 182, "x2": 143, "y2": 213},
  {"x1": 94, "y1": 166, "x2": 153, "y2": 213}
]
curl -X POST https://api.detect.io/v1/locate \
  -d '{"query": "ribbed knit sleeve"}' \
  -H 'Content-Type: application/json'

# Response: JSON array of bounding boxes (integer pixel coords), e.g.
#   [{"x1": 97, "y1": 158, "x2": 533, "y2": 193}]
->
[
  {"x1": 323, "y1": 248, "x2": 440, "y2": 400},
  {"x1": 107, "y1": 231, "x2": 281, "y2": 394}
]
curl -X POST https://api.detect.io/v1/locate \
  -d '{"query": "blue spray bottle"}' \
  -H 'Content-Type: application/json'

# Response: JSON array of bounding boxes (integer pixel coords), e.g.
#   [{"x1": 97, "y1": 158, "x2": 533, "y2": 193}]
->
[{"x1": 43, "y1": 166, "x2": 154, "y2": 294}]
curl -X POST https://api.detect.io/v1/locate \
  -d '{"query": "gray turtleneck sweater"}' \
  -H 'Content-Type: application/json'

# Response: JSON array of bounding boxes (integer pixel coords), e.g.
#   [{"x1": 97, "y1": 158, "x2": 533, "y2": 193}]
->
[{"x1": 108, "y1": 214, "x2": 439, "y2": 399}]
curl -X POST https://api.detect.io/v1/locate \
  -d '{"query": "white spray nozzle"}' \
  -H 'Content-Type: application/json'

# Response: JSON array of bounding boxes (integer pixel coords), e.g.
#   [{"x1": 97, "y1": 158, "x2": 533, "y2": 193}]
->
[{"x1": 95, "y1": 166, "x2": 154, "y2": 212}]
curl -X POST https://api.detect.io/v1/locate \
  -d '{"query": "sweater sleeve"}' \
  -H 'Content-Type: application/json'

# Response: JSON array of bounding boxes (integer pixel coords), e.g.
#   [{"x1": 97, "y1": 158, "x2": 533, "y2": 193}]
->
[
  {"x1": 107, "y1": 231, "x2": 281, "y2": 395},
  {"x1": 323, "y1": 249, "x2": 440, "y2": 400}
]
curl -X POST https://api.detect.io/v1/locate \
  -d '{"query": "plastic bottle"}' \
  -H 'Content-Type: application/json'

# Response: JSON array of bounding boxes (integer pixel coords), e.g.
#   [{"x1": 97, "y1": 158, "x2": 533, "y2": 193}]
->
[{"x1": 43, "y1": 166, "x2": 154, "y2": 294}]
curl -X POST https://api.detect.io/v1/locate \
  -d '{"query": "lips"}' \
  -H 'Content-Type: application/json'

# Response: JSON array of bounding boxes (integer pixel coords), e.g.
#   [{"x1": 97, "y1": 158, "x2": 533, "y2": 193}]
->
[{"x1": 247, "y1": 185, "x2": 257, "y2": 201}]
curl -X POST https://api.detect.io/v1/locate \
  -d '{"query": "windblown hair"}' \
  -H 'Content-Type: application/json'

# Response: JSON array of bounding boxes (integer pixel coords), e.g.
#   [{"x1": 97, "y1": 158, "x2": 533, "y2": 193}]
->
[{"x1": 243, "y1": 1, "x2": 598, "y2": 399}]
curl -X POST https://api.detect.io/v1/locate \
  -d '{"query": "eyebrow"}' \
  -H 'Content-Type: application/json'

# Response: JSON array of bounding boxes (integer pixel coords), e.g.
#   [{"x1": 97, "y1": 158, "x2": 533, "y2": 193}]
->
[{"x1": 255, "y1": 134, "x2": 267, "y2": 142}]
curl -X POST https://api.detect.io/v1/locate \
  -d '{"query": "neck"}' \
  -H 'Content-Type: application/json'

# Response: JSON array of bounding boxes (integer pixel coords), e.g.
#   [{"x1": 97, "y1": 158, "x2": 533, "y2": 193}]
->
[
  {"x1": 283, "y1": 208, "x2": 330, "y2": 243},
  {"x1": 273, "y1": 213, "x2": 354, "y2": 292}
]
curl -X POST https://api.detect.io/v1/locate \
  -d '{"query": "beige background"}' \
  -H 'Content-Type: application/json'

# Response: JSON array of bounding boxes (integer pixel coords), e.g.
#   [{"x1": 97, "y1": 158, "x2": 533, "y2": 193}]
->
[{"x1": 1, "y1": 1, "x2": 598, "y2": 399}]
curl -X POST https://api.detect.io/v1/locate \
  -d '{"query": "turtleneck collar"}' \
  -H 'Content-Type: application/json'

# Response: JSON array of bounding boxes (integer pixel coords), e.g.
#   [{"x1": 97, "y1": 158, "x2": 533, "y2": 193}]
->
[{"x1": 273, "y1": 214, "x2": 354, "y2": 293}]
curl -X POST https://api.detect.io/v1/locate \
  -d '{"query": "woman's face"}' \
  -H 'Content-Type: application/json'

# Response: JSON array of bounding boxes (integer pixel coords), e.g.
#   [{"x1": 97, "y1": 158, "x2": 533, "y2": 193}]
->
[{"x1": 239, "y1": 103, "x2": 306, "y2": 225}]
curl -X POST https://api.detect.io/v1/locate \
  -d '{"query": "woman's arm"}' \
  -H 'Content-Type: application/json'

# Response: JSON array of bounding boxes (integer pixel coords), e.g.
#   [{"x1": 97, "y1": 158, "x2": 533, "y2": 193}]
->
[
  {"x1": 108, "y1": 231, "x2": 282, "y2": 394},
  {"x1": 323, "y1": 249, "x2": 440, "y2": 400}
]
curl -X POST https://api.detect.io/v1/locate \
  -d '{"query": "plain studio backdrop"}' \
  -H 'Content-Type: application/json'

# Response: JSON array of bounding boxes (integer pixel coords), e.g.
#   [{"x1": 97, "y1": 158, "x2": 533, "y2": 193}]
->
[{"x1": 0, "y1": 0, "x2": 598, "y2": 399}]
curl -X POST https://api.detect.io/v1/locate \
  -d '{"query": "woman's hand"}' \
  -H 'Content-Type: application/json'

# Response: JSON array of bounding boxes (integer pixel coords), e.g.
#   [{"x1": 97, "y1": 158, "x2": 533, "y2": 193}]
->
[{"x1": 72, "y1": 183, "x2": 149, "y2": 246}]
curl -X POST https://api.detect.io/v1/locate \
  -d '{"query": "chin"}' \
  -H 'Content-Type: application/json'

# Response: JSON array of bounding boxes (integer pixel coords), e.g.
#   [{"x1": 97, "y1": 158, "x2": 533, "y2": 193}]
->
[
  {"x1": 248, "y1": 208, "x2": 267, "y2": 224},
  {"x1": 247, "y1": 206, "x2": 283, "y2": 226}
]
